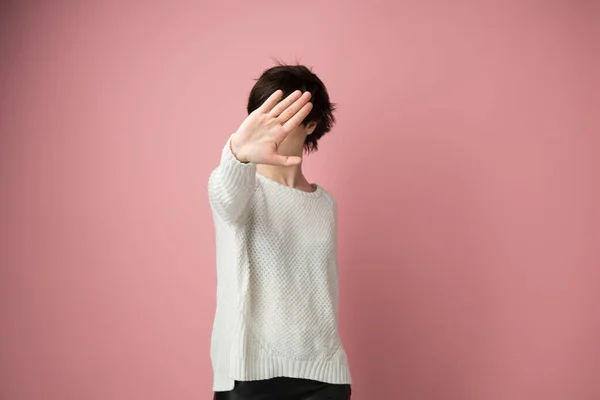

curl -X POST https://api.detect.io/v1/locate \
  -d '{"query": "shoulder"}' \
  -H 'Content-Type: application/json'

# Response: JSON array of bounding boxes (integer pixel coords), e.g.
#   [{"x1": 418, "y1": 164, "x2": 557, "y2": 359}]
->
[{"x1": 316, "y1": 185, "x2": 338, "y2": 209}]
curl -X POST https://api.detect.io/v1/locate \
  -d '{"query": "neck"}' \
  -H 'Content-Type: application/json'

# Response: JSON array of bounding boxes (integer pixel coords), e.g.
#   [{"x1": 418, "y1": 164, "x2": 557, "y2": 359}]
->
[{"x1": 256, "y1": 163, "x2": 311, "y2": 189}]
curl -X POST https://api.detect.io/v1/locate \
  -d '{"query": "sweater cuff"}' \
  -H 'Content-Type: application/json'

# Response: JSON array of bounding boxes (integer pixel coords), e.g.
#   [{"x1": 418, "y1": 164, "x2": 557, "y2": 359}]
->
[{"x1": 219, "y1": 134, "x2": 256, "y2": 186}]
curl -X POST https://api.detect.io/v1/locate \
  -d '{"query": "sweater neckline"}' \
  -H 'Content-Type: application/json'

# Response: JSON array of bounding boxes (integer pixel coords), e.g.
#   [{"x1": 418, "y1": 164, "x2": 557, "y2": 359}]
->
[{"x1": 256, "y1": 173, "x2": 323, "y2": 198}]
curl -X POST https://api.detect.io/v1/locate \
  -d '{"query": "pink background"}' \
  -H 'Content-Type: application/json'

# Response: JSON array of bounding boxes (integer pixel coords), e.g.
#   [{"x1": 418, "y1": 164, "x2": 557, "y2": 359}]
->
[{"x1": 1, "y1": 1, "x2": 598, "y2": 399}]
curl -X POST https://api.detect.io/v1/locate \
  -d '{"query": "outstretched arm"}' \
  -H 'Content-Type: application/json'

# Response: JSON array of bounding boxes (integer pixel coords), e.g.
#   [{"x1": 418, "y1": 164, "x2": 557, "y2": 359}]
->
[{"x1": 208, "y1": 89, "x2": 313, "y2": 224}]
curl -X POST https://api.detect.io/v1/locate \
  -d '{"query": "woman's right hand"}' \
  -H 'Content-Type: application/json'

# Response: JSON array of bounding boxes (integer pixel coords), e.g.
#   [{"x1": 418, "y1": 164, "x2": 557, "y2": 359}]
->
[{"x1": 230, "y1": 90, "x2": 313, "y2": 166}]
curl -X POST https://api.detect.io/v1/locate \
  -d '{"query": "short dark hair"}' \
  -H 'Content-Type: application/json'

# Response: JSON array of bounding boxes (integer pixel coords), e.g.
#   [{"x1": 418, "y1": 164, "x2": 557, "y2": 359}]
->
[{"x1": 247, "y1": 62, "x2": 336, "y2": 153}]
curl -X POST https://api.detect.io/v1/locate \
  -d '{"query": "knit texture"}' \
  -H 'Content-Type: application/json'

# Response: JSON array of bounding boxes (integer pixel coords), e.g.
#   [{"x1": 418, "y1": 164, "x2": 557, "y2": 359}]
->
[{"x1": 207, "y1": 136, "x2": 352, "y2": 392}]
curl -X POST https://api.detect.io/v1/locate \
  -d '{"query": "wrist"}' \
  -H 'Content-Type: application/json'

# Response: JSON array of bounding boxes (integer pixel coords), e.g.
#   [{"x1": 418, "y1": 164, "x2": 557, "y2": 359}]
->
[{"x1": 230, "y1": 135, "x2": 249, "y2": 163}]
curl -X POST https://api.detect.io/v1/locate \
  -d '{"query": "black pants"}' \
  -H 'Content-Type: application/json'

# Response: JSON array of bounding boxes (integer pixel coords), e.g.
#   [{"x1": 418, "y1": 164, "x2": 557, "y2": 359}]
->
[{"x1": 213, "y1": 377, "x2": 352, "y2": 400}]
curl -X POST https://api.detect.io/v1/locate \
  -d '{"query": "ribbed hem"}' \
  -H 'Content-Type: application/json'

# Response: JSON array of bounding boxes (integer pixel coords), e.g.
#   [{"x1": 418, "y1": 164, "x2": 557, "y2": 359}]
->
[
  {"x1": 212, "y1": 312, "x2": 352, "y2": 392},
  {"x1": 213, "y1": 350, "x2": 351, "y2": 392},
  {"x1": 229, "y1": 350, "x2": 352, "y2": 384}
]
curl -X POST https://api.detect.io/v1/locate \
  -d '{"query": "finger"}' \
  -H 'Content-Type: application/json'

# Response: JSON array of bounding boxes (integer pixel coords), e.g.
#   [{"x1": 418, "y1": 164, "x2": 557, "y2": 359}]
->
[
  {"x1": 268, "y1": 90, "x2": 302, "y2": 117},
  {"x1": 258, "y1": 90, "x2": 284, "y2": 113},
  {"x1": 267, "y1": 154, "x2": 302, "y2": 167},
  {"x1": 277, "y1": 91, "x2": 312, "y2": 124},
  {"x1": 282, "y1": 102, "x2": 313, "y2": 131}
]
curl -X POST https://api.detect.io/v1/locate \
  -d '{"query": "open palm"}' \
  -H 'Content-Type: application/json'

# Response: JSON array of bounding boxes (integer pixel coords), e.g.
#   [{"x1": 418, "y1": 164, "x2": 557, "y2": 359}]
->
[{"x1": 230, "y1": 90, "x2": 313, "y2": 166}]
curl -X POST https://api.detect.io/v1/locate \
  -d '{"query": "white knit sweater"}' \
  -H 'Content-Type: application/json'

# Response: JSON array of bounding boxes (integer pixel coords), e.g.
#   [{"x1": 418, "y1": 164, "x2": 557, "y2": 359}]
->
[{"x1": 207, "y1": 136, "x2": 352, "y2": 392}]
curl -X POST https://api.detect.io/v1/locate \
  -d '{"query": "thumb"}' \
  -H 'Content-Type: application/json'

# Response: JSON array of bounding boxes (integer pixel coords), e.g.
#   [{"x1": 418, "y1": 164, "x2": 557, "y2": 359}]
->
[{"x1": 268, "y1": 154, "x2": 302, "y2": 167}]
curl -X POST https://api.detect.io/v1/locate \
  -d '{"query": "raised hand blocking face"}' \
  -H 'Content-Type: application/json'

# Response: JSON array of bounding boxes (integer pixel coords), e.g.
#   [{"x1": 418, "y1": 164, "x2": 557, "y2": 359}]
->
[
  {"x1": 266, "y1": 90, "x2": 315, "y2": 154},
  {"x1": 263, "y1": 90, "x2": 313, "y2": 138},
  {"x1": 231, "y1": 89, "x2": 313, "y2": 167}
]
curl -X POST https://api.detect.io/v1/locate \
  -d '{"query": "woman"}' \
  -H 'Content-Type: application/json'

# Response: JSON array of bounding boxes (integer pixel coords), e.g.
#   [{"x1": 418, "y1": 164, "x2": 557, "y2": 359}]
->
[{"x1": 208, "y1": 64, "x2": 352, "y2": 400}]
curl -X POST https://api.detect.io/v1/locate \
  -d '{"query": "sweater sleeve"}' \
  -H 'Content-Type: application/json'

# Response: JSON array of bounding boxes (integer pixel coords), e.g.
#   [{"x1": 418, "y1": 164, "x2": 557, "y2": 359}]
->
[{"x1": 207, "y1": 135, "x2": 257, "y2": 224}]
